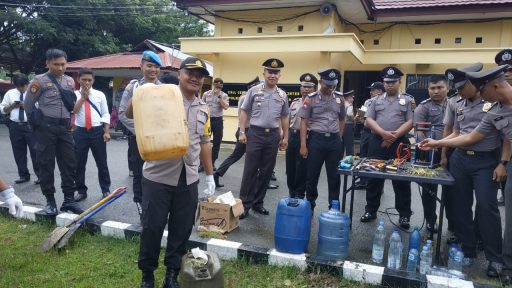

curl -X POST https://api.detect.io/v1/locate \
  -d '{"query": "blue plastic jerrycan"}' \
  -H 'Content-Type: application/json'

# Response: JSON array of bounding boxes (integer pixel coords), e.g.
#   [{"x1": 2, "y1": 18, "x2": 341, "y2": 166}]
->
[{"x1": 274, "y1": 197, "x2": 312, "y2": 254}]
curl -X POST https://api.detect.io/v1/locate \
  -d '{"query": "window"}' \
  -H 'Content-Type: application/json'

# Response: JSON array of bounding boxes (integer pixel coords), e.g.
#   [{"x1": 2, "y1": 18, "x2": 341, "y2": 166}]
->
[
  {"x1": 373, "y1": 39, "x2": 379, "y2": 45},
  {"x1": 434, "y1": 38, "x2": 441, "y2": 44},
  {"x1": 476, "y1": 37, "x2": 483, "y2": 44},
  {"x1": 257, "y1": 27, "x2": 262, "y2": 33},
  {"x1": 455, "y1": 37, "x2": 462, "y2": 44},
  {"x1": 415, "y1": 38, "x2": 421, "y2": 45},
  {"x1": 360, "y1": 39, "x2": 365, "y2": 45},
  {"x1": 298, "y1": 25, "x2": 304, "y2": 31},
  {"x1": 277, "y1": 26, "x2": 283, "y2": 32},
  {"x1": 238, "y1": 28, "x2": 243, "y2": 34}
]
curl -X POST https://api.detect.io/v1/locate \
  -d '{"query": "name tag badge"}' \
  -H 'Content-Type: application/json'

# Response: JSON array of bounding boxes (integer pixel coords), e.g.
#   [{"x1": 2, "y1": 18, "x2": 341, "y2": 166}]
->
[{"x1": 399, "y1": 99, "x2": 406, "y2": 106}]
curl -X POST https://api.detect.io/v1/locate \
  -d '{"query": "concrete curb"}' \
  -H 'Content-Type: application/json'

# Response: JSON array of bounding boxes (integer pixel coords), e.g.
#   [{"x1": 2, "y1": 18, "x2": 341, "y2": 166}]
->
[{"x1": 0, "y1": 202, "x2": 495, "y2": 288}]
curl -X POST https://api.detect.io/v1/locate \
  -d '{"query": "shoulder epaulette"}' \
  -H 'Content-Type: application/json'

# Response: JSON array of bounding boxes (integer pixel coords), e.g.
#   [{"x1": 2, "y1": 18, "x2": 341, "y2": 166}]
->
[
  {"x1": 490, "y1": 101, "x2": 499, "y2": 110},
  {"x1": 456, "y1": 97, "x2": 464, "y2": 103},
  {"x1": 292, "y1": 98, "x2": 301, "y2": 102},
  {"x1": 420, "y1": 98, "x2": 431, "y2": 104},
  {"x1": 334, "y1": 91, "x2": 343, "y2": 96},
  {"x1": 307, "y1": 91, "x2": 318, "y2": 98}
]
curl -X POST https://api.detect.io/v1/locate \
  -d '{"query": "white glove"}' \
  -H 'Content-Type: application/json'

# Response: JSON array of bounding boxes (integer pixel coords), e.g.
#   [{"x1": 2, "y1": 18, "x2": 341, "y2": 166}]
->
[
  {"x1": 0, "y1": 187, "x2": 24, "y2": 218},
  {"x1": 203, "y1": 175, "x2": 216, "y2": 196}
]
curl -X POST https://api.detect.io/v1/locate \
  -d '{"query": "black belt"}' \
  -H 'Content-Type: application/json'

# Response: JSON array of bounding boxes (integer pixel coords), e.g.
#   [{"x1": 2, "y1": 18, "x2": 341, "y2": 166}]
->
[
  {"x1": 75, "y1": 126, "x2": 103, "y2": 132},
  {"x1": 250, "y1": 126, "x2": 278, "y2": 133},
  {"x1": 290, "y1": 129, "x2": 299, "y2": 134},
  {"x1": 457, "y1": 148, "x2": 500, "y2": 157},
  {"x1": 42, "y1": 116, "x2": 69, "y2": 126},
  {"x1": 12, "y1": 121, "x2": 29, "y2": 126},
  {"x1": 309, "y1": 131, "x2": 339, "y2": 138}
]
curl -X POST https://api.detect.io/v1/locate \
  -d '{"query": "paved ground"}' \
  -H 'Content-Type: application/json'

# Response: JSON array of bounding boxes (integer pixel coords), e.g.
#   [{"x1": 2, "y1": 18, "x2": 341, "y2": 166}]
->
[{"x1": 0, "y1": 125, "x2": 505, "y2": 281}]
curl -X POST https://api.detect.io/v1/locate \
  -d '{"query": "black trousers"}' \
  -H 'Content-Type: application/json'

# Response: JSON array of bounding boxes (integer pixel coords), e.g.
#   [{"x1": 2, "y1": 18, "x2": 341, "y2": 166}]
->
[
  {"x1": 503, "y1": 162, "x2": 512, "y2": 276},
  {"x1": 286, "y1": 131, "x2": 307, "y2": 198},
  {"x1": 216, "y1": 128, "x2": 246, "y2": 177},
  {"x1": 33, "y1": 122, "x2": 76, "y2": 196},
  {"x1": 73, "y1": 126, "x2": 111, "y2": 194},
  {"x1": 305, "y1": 132, "x2": 342, "y2": 209},
  {"x1": 138, "y1": 170, "x2": 198, "y2": 272},
  {"x1": 239, "y1": 127, "x2": 280, "y2": 211},
  {"x1": 358, "y1": 128, "x2": 372, "y2": 185},
  {"x1": 8, "y1": 122, "x2": 38, "y2": 179},
  {"x1": 449, "y1": 148, "x2": 502, "y2": 261},
  {"x1": 341, "y1": 123, "x2": 354, "y2": 157},
  {"x1": 128, "y1": 135, "x2": 144, "y2": 203},
  {"x1": 365, "y1": 135, "x2": 412, "y2": 217},
  {"x1": 210, "y1": 116, "x2": 223, "y2": 166}
]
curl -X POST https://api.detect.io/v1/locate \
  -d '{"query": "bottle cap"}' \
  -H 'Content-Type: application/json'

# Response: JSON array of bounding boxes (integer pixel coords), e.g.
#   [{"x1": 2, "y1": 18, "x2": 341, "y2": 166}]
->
[
  {"x1": 331, "y1": 200, "x2": 340, "y2": 210},
  {"x1": 379, "y1": 220, "x2": 384, "y2": 226}
]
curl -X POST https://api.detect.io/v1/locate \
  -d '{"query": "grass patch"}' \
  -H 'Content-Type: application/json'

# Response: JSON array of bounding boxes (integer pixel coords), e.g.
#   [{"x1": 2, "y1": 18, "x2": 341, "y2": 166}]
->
[{"x1": 0, "y1": 215, "x2": 374, "y2": 287}]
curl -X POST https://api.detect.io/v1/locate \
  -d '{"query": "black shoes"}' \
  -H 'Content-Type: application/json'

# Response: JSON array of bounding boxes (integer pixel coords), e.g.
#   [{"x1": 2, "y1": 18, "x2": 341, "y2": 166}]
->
[
  {"x1": 426, "y1": 222, "x2": 438, "y2": 233},
  {"x1": 399, "y1": 216, "x2": 411, "y2": 230},
  {"x1": 43, "y1": 201, "x2": 58, "y2": 215},
  {"x1": 360, "y1": 211, "x2": 377, "y2": 222},
  {"x1": 239, "y1": 210, "x2": 249, "y2": 219},
  {"x1": 102, "y1": 191, "x2": 111, "y2": 199},
  {"x1": 140, "y1": 271, "x2": 155, "y2": 288},
  {"x1": 487, "y1": 262, "x2": 501, "y2": 278},
  {"x1": 502, "y1": 275, "x2": 512, "y2": 286},
  {"x1": 213, "y1": 173, "x2": 224, "y2": 188},
  {"x1": 60, "y1": 195, "x2": 84, "y2": 214},
  {"x1": 162, "y1": 268, "x2": 180, "y2": 288},
  {"x1": 74, "y1": 193, "x2": 87, "y2": 202},
  {"x1": 267, "y1": 184, "x2": 279, "y2": 189},
  {"x1": 253, "y1": 206, "x2": 270, "y2": 215},
  {"x1": 270, "y1": 171, "x2": 277, "y2": 181},
  {"x1": 14, "y1": 177, "x2": 30, "y2": 184}
]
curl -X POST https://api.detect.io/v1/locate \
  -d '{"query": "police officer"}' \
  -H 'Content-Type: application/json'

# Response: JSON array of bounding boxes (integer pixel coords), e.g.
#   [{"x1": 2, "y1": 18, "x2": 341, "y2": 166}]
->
[
  {"x1": 299, "y1": 69, "x2": 345, "y2": 210},
  {"x1": 361, "y1": 66, "x2": 414, "y2": 229},
  {"x1": 413, "y1": 75, "x2": 448, "y2": 234},
  {"x1": 119, "y1": 50, "x2": 162, "y2": 220},
  {"x1": 0, "y1": 74, "x2": 39, "y2": 184},
  {"x1": 127, "y1": 56, "x2": 215, "y2": 288},
  {"x1": 238, "y1": 58, "x2": 289, "y2": 219},
  {"x1": 202, "y1": 78, "x2": 229, "y2": 169},
  {"x1": 354, "y1": 82, "x2": 384, "y2": 190},
  {"x1": 420, "y1": 65, "x2": 507, "y2": 275},
  {"x1": 286, "y1": 73, "x2": 317, "y2": 198},
  {"x1": 24, "y1": 49, "x2": 82, "y2": 215},
  {"x1": 341, "y1": 90, "x2": 355, "y2": 156},
  {"x1": 214, "y1": 77, "x2": 260, "y2": 188}
]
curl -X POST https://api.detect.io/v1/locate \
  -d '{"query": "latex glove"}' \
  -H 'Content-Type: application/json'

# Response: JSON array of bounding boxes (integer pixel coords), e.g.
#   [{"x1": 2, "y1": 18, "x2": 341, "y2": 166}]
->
[
  {"x1": 203, "y1": 175, "x2": 216, "y2": 196},
  {"x1": 0, "y1": 187, "x2": 24, "y2": 218}
]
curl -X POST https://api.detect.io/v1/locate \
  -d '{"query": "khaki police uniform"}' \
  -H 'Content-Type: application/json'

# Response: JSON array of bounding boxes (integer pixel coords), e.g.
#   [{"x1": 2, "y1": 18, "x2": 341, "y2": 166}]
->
[
  {"x1": 239, "y1": 83, "x2": 289, "y2": 212},
  {"x1": 449, "y1": 97, "x2": 502, "y2": 262},
  {"x1": 300, "y1": 90, "x2": 345, "y2": 209},
  {"x1": 138, "y1": 96, "x2": 211, "y2": 272},
  {"x1": 202, "y1": 89, "x2": 229, "y2": 166},
  {"x1": 119, "y1": 78, "x2": 161, "y2": 204},
  {"x1": 364, "y1": 92, "x2": 414, "y2": 218},
  {"x1": 24, "y1": 73, "x2": 78, "y2": 212},
  {"x1": 286, "y1": 97, "x2": 307, "y2": 198}
]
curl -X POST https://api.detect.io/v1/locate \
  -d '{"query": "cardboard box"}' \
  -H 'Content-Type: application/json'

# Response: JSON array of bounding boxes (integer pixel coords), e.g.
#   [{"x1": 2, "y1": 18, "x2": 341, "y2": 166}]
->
[{"x1": 198, "y1": 196, "x2": 244, "y2": 233}]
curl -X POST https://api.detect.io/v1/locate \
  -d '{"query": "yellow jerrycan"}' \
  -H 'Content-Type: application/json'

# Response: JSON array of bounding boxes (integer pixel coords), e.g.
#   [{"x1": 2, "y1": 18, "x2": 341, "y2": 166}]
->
[{"x1": 132, "y1": 83, "x2": 189, "y2": 161}]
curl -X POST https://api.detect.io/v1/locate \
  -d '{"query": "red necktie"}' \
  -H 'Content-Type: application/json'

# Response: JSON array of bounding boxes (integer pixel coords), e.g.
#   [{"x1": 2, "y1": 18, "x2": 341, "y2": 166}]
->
[{"x1": 84, "y1": 100, "x2": 92, "y2": 130}]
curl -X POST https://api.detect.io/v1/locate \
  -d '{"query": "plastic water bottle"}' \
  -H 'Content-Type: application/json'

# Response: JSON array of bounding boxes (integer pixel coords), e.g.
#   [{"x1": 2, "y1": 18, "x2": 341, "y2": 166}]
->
[
  {"x1": 453, "y1": 249, "x2": 464, "y2": 272},
  {"x1": 408, "y1": 227, "x2": 421, "y2": 253},
  {"x1": 387, "y1": 228, "x2": 403, "y2": 270},
  {"x1": 425, "y1": 240, "x2": 433, "y2": 268},
  {"x1": 406, "y1": 248, "x2": 419, "y2": 272},
  {"x1": 372, "y1": 220, "x2": 386, "y2": 264},
  {"x1": 419, "y1": 246, "x2": 431, "y2": 274},
  {"x1": 447, "y1": 244, "x2": 458, "y2": 269}
]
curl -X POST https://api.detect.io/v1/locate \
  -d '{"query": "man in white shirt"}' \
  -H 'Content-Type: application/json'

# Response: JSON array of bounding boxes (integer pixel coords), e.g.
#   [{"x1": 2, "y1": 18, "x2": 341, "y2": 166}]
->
[
  {"x1": 72, "y1": 68, "x2": 111, "y2": 201},
  {"x1": 0, "y1": 74, "x2": 39, "y2": 184}
]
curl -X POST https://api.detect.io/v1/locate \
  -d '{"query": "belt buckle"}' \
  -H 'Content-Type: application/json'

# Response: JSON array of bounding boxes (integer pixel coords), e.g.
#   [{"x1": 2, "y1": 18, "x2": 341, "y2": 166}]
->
[
  {"x1": 264, "y1": 128, "x2": 270, "y2": 133},
  {"x1": 324, "y1": 133, "x2": 331, "y2": 137},
  {"x1": 466, "y1": 150, "x2": 475, "y2": 156}
]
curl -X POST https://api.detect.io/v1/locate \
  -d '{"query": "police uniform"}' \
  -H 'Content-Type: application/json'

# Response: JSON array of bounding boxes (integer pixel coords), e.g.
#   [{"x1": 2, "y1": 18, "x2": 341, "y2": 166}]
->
[
  {"x1": 24, "y1": 69, "x2": 82, "y2": 215},
  {"x1": 300, "y1": 68, "x2": 345, "y2": 209},
  {"x1": 138, "y1": 57, "x2": 212, "y2": 284},
  {"x1": 414, "y1": 97, "x2": 447, "y2": 231},
  {"x1": 118, "y1": 51, "x2": 162, "y2": 208},
  {"x1": 202, "y1": 83, "x2": 229, "y2": 167},
  {"x1": 362, "y1": 67, "x2": 414, "y2": 227},
  {"x1": 215, "y1": 77, "x2": 260, "y2": 183},
  {"x1": 239, "y1": 58, "x2": 290, "y2": 216},
  {"x1": 286, "y1": 73, "x2": 317, "y2": 199},
  {"x1": 445, "y1": 66, "x2": 503, "y2": 263},
  {"x1": 341, "y1": 90, "x2": 355, "y2": 156}
]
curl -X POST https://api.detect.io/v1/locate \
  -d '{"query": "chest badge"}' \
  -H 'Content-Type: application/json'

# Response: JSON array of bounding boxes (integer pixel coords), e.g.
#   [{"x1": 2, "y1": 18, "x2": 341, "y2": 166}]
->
[
  {"x1": 399, "y1": 99, "x2": 406, "y2": 106},
  {"x1": 482, "y1": 102, "x2": 492, "y2": 112}
]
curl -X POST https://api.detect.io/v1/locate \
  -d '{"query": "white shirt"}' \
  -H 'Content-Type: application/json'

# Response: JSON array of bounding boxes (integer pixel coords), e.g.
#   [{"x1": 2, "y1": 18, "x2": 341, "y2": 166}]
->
[
  {"x1": 0, "y1": 88, "x2": 28, "y2": 122},
  {"x1": 74, "y1": 87, "x2": 110, "y2": 127}
]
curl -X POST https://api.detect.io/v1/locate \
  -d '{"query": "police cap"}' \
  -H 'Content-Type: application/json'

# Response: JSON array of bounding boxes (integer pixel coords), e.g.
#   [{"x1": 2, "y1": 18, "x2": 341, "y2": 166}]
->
[
  {"x1": 318, "y1": 68, "x2": 340, "y2": 86},
  {"x1": 381, "y1": 66, "x2": 404, "y2": 82},
  {"x1": 445, "y1": 62, "x2": 483, "y2": 89},
  {"x1": 300, "y1": 73, "x2": 318, "y2": 87},
  {"x1": 262, "y1": 58, "x2": 284, "y2": 71},
  {"x1": 180, "y1": 57, "x2": 210, "y2": 76},
  {"x1": 246, "y1": 76, "x2": 260, "y2": 90},
  {"x1": 466, "y1": 65, "x2": 509, "y2": 92},
  {"x1": 367, "y1": 81, "x2": 384, "y2": 90},
  {"x1": 343, "y1": 90, "x2": 355, "y2": 98},
  {"x1": 495, "y1": 49, "x2": 512, "y2": 65},
  {"x1": 141, "y1": 50, "x2": 162, "y2": 67}
]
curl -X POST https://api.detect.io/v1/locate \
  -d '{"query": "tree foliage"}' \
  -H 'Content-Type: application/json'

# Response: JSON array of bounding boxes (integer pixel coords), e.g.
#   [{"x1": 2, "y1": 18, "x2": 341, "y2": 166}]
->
[{"x1": 0, "y1": 0, "x2": 210, "y2": 74}]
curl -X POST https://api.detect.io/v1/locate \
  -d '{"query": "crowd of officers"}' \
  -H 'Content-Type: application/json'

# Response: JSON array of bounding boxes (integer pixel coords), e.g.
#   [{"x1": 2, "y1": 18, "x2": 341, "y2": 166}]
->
[{"x1": 2, "y1": 46, "x2": 512, "y2": 287}]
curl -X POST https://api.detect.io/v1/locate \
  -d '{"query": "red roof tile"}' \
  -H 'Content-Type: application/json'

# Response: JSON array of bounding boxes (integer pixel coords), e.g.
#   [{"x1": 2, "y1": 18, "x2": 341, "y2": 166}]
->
[
  {"x1": 372, "y1": 0, "x2": 512, "y2": 9},
  {"x1": 67, "y1": 52, "x2": 182, "y2": 70}
]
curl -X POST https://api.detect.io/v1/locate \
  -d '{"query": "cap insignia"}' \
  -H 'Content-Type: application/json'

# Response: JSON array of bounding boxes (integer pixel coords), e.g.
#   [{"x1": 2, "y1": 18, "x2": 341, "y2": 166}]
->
[
  {"x1": 503, "y1": 52, "x2": 512, "y2": 61},
  {"x1": 271, "y1": 60, "x2": 278, "y2": 68},
  {"x1": 387, "y1": 68, "x2": 395, "y2": 75},
  {"x1": 447, "y1": 72, "x2": 454, "y2": 81},
  {"x1": 305, "y1": 75, "x2": 311, "y2": 81},
  {"x1": 329, "y1": 71, "x2": 336, "y2": 78}
]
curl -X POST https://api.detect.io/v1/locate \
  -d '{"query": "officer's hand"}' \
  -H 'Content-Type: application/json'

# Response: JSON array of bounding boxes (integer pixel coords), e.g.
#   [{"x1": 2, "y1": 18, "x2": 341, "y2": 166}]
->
[
  {"x1": 203, "y1": 175, "x2": 216, "y2": 196},
  {"x1": 239, "y1": 134, "x2": 247, "y2": 144},
  {"x1": 11, "y1": 102, "x2": 21, "y2": 109},
  {"x1": 300, "y1": 146, "x2": 308, "y2": 159},
  {"x1": 103, "y1": 132, "x2": 111, "y2": 142},
  {"x1": 381, "y1": 131, "x2": 396, "y2": 143},
  {"x1": 0, "y1": 187, "x2": 24, "y2": 218},
  {"x1": 418, "y1": 138, "x2": 437, "y2": 150},
  {"x1": 81, "y1": 88, "x2": 90, "y2": 99},
  {"x1": 493, "y1": 164, "x2": 507, "y2": 182},
  {"x1": 279, "y1": 138, "x2": 288, "y2": 151}
]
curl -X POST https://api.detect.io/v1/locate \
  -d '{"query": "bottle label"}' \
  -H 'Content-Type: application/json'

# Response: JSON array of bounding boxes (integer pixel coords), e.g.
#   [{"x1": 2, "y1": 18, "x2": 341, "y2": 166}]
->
[{"x1": 408, "y1": 254, "x2": 415, "y2": 261}]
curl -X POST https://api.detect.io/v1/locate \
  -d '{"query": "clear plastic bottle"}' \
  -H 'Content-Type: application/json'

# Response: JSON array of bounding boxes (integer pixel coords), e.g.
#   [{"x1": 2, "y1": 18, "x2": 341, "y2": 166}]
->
[
  {"x1": 447, "y1": 244, "x2": 458, "y2": 270},
  {"x1": 425, "y1": 240, "x2": 433, "y2": 270},
  {"x1": 453, "y1": 249, "x2": 464, "y2": 272},
  {"x1": 419, "y1": 246, "x2": 431, "y2": 274},
  {"x1": 387, "y1": 228, "x2": 403, "y2": 270},
  {"x1": 372, "y1": 220, "x2": 386, "y2": 264},
  {"x1": 406, "y1": 248, "x2": 419, "y2": 272}
]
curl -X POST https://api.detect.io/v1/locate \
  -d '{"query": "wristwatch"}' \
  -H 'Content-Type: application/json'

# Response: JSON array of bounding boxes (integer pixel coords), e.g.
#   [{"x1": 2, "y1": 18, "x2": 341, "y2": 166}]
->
[
  {"x1": 500, "y1": 160, "x2": 509, "y2": 166},
  {"x1": 239, "y1": 131, "x2": 246, "y2": 135}
]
